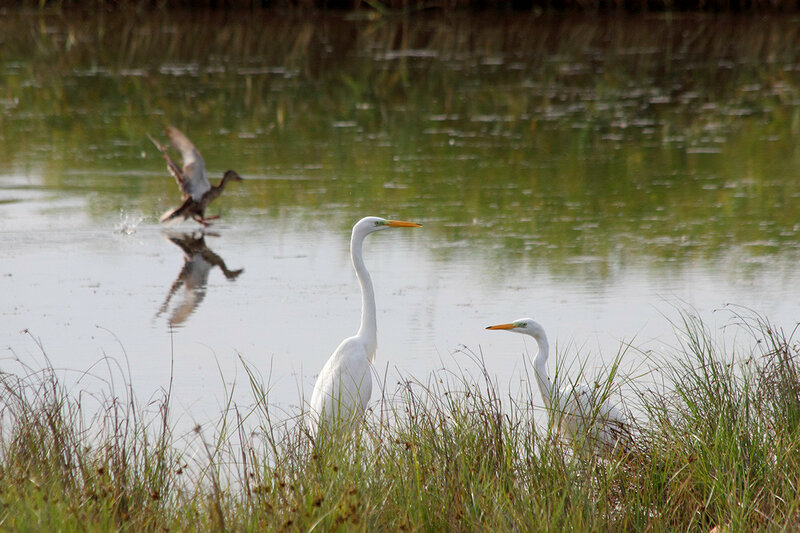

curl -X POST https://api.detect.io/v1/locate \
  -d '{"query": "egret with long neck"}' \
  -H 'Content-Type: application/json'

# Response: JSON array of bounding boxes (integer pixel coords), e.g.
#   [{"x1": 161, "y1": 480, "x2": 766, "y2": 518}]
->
[
  {"x1": 486, "y1": 318, "x2": 632, "y2": 455},
  {"x1": 308, "y1": 216, "x2": 421, "y2": 438}
]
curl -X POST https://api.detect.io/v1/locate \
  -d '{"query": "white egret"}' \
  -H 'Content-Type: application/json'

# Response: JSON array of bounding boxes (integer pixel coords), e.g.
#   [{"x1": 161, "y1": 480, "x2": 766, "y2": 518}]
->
[
  {"x1": 308, "y1": 216, "x2": 422, "y2": 437},
  {"x1": 148, "y1": 126, "x2": 243, "y2": 226},
  {"x1": 486, "y1": 318, "x2": 632, "y2": 455}
]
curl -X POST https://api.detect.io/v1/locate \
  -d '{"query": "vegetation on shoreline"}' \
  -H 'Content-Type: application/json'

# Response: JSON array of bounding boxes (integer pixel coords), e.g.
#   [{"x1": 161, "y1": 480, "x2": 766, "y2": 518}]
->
[
  {"x1": 1, "y1": 310, "x2": 798, "y2": 531},
  {"x1": 3, "y1": 0, "x2": 800, "y2": 13}
]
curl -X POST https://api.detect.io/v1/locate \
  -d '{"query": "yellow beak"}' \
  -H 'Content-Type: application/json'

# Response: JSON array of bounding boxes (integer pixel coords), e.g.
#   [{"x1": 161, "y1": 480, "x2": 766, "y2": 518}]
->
[
  {"x1": 486, "y1": 323, "x2": 516, "y2": 330},
  {"x1": 386, "y1": 220, "x2": 422, "y2": 228}
]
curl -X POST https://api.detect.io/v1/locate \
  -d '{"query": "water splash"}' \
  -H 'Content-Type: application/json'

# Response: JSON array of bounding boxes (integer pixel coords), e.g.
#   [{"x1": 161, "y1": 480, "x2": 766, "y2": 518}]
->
[{"x1": 116, "y1": 209, "x2": 144, "y2": 235}]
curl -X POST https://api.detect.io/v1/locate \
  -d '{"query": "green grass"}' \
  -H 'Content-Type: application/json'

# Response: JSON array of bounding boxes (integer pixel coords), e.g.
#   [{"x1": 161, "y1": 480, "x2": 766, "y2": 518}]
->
[{"x1": 1, "y1": 310, "x2": 799, "y2": 531}]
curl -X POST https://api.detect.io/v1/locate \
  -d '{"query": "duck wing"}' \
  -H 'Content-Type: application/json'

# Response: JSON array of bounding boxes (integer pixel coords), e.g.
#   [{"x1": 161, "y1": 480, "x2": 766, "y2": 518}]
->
[
  {"x1": 165, "y1": 126, "x2": 211, "y2": 201},
  {"x1": 148, "y1": 132, "x2": 191, "y2": 199}
]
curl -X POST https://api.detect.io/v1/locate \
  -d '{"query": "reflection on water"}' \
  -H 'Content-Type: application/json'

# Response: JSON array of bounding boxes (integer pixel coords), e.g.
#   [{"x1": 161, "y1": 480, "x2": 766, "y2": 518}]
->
[
  {"x1": 1, "y1": 11, "x2": 798, "y2": 271},
  {"x1": 156, "y1": 231, "x2": 243, "y2": 327}
]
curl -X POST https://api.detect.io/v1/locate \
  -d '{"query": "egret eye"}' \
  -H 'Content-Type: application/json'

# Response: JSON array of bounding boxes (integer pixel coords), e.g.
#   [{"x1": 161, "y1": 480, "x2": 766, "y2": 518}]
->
[{"x1": 374, "y1": 220, "x2": 383, "y2": 226}]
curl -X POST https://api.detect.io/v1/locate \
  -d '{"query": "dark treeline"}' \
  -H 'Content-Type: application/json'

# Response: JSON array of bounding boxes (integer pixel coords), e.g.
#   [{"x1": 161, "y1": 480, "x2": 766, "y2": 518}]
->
[{"x1": 3, "y1": 0, "x2": 800, "y2": 13}]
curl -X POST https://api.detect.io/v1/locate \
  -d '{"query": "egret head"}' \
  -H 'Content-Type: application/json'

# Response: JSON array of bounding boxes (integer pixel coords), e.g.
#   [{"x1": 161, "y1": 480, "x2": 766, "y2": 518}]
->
[
  {"x1": 353, "y1": 216, "x2": 422, "y2": 236},
  {"x1": 486, "y1": 318, "x2": 546, "y2": 340}
]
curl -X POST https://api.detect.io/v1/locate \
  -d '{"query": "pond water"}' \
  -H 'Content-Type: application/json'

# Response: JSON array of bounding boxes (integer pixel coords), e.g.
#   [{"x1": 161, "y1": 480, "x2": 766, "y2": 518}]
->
[{"x1": 2, "y1": 11, "x2": 800, "y2": 428}]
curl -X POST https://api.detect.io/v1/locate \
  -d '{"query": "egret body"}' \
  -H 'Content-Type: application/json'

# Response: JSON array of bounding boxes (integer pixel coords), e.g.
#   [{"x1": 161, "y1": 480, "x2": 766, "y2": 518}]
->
[
  {"x1": 308, "y1": 216, "x2": 421, "y2": 437},
  {"x1": 486, "y1": 318, "x2": 631, "y2": 454}
]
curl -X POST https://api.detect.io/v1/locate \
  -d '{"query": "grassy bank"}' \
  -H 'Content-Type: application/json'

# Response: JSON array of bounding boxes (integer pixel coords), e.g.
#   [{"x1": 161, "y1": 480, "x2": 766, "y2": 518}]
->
[{"x1": 1, "y1": 310, "x2": 799, "y2": 531}]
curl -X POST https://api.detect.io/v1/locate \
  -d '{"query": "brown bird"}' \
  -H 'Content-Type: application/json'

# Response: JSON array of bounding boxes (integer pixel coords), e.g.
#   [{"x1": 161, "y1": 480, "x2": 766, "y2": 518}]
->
[{"x1": 148, "y1": 126, "x2": 243, "y2": 226}]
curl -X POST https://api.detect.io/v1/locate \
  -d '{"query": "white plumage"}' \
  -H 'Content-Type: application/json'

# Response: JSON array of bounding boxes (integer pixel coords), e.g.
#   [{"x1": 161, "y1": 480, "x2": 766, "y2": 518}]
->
[
  {"x1": 486, "y1": 318, "x2": 632, "y2": 455},
  {"x1": 307, "y1": 216, "x2": 421, "y2": 438}
]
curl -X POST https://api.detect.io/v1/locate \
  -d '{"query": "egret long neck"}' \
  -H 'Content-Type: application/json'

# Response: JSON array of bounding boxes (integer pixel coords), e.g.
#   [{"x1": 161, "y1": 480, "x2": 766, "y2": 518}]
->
[
  {"x1": 533, "y1": 333, "x2": 553, "y2": 409},
  {"x1": 351, "y1": 231, "x2": 377, "y2": 360}
]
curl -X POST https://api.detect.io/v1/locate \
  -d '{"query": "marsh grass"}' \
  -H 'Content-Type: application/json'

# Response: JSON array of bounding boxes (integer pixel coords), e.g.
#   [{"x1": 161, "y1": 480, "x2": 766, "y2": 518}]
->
[
  {"x1": 2, "y1": 310, "x2": 800, "y2": 530},
  {"x1": 634, "y1": 309, "x2": 800, "y2": 531},
  {"x1": 0, "y1": 334, "x2": 186, "y2": 531}
]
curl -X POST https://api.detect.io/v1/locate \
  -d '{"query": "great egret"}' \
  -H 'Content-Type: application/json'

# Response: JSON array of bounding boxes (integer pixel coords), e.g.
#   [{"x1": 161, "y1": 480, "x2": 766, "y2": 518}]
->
[
  {"x1": 148, "y1": 126, "x2": 244, "y2": 226},
  {"x1": 308, "y1": 216, "x2": 422, "y2": 437},
  {"x1": 486, "y1": 318, "x2": 632, "y2": 455}
]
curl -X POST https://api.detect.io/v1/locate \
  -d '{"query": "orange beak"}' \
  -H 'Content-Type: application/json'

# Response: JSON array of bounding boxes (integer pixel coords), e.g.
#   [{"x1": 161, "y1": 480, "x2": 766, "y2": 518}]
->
[
  {"x1": 486, "y1": 323, "x2": 516, "y2": 330},
  {"x1": 386, "y1": 220, "x2": 422, "y2": 228}
]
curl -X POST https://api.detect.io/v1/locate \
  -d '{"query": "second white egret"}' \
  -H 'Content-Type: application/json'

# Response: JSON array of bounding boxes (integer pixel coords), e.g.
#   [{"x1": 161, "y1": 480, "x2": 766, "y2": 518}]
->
[{"x1": 486, "y1": 318, "x2": 632, "y2": 455}]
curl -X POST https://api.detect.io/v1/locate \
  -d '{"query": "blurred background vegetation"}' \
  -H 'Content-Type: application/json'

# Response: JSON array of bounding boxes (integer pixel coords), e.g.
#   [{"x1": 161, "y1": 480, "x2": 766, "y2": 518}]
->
[
  {"x1": 2, "y1": 0, "x2": 800, "y2": 12},
  {"x1": 1, "y1": 9, "x2": 799, "y2": 268}
]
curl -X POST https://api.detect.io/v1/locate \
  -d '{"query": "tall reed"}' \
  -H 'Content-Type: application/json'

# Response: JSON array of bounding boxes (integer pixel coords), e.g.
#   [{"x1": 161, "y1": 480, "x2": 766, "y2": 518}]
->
[{"x1": 1, "y1": 310, "x2": 798, "y2": 530}]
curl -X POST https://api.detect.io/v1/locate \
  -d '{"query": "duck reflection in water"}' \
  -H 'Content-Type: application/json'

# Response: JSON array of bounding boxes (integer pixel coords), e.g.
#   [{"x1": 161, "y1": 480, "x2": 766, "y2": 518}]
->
[{"x1": 157, "y1": 231, "x2": 244, "y2": 327}]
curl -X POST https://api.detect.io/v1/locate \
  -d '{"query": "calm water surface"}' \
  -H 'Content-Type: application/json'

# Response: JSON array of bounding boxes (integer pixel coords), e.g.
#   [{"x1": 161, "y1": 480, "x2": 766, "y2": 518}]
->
[{"x1": 2, "y1": 11, "x2": 800, "y2": 426}]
